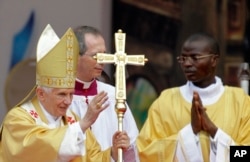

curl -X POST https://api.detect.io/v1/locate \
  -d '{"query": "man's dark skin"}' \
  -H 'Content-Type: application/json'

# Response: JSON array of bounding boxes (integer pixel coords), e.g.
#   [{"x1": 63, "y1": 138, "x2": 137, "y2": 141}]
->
[{"x1": 180, "y1": 37, "x2": 219, "y2": 138}]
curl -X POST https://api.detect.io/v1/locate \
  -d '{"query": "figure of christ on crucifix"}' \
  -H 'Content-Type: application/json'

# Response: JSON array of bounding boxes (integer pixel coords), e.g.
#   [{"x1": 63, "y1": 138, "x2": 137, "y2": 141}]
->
[{"x1": 94, "y1": 29, "x2": 148, "y2": 162}]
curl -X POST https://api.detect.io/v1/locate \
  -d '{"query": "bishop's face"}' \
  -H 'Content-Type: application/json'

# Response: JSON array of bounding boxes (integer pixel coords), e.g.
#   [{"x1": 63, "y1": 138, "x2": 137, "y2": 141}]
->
[
  {"x1": 179, "y1": 40, "x2": 218, "y2": 88},
  {"x1": 37, "y1": 87, "x2": 74, "y2": 117},
  {"x1": 77, "y1": 33, "x2": 106, "y2": 82}
]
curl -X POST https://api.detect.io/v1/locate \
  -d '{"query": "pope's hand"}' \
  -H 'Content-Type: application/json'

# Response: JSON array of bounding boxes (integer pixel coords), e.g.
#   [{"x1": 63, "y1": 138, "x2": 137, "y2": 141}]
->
[{"x1": 79, "y1": 91, "x2": 109, "y2": 132}]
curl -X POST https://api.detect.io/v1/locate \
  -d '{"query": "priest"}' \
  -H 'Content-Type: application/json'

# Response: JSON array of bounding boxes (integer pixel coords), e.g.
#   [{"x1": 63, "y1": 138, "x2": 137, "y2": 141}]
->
[{"x1": 137, "y1": 33, "x2": 250, "y2": 162}]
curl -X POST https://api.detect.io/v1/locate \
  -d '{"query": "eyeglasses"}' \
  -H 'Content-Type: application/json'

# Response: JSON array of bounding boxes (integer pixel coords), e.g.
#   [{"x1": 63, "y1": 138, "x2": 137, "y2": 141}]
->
[{"x1": 176, "y1": 54, "x2": 216, "y2": 64}]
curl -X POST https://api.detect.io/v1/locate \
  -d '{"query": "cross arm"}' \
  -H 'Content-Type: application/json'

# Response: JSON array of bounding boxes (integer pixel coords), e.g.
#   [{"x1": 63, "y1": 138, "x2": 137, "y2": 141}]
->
[
  {"x1": 126, "y1": 55, "x2": 148, "y2": 65},
  {"x1": 94, "y1": 53, "x2": 115, "y2": 64}
]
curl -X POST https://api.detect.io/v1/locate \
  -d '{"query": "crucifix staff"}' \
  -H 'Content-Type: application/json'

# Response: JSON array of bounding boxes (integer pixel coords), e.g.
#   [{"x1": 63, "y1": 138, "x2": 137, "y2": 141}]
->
[{"x1": 94, "y1": 29, "x2": 148, "y2": 162}]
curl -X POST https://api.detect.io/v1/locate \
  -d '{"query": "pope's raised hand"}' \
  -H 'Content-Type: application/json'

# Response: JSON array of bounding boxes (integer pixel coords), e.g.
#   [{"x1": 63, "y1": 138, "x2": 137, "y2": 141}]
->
[{"x1": 79, "y1": 91, "x2": 109, "y2": 132}]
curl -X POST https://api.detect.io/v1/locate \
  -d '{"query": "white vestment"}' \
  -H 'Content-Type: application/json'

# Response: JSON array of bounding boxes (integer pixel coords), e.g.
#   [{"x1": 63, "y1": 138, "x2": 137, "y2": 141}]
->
[{"x1": 70, "y1": 79, "x2": 139, "y2": 162}]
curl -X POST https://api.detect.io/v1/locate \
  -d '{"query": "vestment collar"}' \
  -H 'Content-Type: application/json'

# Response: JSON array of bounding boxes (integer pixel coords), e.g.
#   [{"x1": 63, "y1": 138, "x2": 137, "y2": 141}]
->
[
  {"x1": 180, "y1": 76, "x2": 225, "y2": 105},
  {"x1": 39, "y1": 102, "x2": 62, "y2": 126}
]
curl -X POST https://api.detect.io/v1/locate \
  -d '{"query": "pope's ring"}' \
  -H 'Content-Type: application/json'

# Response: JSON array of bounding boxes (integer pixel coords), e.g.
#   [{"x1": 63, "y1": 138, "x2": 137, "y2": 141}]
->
[{"x1": 96, "y1": 102, "x2": 102, "y2": 109}]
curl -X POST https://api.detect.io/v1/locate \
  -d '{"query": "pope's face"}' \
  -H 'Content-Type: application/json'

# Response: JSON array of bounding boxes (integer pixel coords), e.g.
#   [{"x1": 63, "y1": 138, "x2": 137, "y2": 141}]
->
[
  {"x1": 37, "y1": 87, "x2": 75, "y2": 117},
  {"x1": 77, "y1": 33, "x2": 106, "y2": 82}
]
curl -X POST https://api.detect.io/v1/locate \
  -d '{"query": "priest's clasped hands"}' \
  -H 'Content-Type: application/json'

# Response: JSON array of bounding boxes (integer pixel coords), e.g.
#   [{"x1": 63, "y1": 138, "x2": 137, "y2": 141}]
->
[{"x1": 191, "y1": 91, "x2": 218, "y2": 138}]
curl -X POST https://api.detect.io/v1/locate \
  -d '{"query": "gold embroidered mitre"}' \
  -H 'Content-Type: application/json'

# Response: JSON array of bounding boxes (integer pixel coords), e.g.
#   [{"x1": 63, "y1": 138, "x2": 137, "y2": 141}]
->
[{"x1": 36, "y1": 24, "x2": 79, "y2": 88}]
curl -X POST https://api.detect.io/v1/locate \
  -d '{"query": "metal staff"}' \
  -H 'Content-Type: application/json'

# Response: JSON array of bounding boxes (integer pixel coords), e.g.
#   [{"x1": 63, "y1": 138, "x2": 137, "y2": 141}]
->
[{"x1": 94, "y1": 29, "x2": 148, "y2": 162}]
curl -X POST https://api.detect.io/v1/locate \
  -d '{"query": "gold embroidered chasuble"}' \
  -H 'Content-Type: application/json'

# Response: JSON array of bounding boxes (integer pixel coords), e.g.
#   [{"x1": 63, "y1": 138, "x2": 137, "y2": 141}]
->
[
  {"x1": 0, "y1": 97, "x2": 111, "y2": 162},
  {"x1": 137, "y1": 86, "x2": 250, "y2": 162}
]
